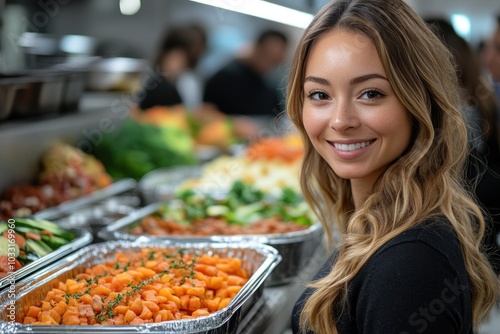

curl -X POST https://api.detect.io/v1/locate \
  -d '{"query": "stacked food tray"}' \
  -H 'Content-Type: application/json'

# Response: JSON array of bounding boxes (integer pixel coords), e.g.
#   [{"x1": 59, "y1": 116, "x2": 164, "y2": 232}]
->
[
  {"x1": 33, "y1": 178, "x2": 138, "y2": 221},
  {"x1": 0, "y1": 226, "x2": 92, "y2": 291},
  {"x1": 99, "y1": 202, "x2": 323, "y2": 286},
  {"x1": 0, "y1": 241, "x2": 281, "y2": 334}
]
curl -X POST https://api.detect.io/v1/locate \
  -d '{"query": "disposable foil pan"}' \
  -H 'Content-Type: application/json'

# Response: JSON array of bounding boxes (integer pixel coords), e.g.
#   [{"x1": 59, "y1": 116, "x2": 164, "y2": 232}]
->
[
  {"x1": 0, "y1": 240, "x2": 280, "y2": 334},
  {"x1": 0, "y1": 226, "x2": 92, "y2": 291},
  {"x1": 99, "y1": 202, "x2": 323, "y2": 285},
  {"x1": 33, "y1": 178, "x2": 137, "y2": 220}
]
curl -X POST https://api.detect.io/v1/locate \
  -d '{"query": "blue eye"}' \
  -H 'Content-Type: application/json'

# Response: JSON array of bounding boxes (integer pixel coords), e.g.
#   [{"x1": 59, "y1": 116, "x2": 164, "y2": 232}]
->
[
  {"x1": 360, "y1": 89, "x2": 385, "y2": 100},
  {"x1": 308, "y1": 91, "x2": 329, "y2": 100}
]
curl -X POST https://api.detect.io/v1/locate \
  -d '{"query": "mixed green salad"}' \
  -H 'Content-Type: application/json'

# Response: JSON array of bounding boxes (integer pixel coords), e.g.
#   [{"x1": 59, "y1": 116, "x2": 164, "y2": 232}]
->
[{"x1": 161, "y1": 180, "x2": 316, "y2": 226}]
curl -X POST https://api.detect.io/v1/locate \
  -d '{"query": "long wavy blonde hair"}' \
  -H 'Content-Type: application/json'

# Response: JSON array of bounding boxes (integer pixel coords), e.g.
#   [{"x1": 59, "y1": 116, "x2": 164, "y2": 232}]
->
[{"x1": 286, "y1": 0, "x2": 500, "y2": 333}]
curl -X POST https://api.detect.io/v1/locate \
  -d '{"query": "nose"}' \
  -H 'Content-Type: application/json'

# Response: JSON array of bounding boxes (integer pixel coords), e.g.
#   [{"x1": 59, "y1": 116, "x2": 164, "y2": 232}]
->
[{"x1": 329, "y1": 100, "x2": 360, "y2": 132}]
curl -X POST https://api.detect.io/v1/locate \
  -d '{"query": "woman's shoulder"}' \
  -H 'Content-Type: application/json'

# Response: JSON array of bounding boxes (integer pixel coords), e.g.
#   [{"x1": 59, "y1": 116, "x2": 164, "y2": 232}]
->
[
  {"x1": 345, "y1": 221, "x2": 473, "y2": 334},
  {"x1": 376, "y1": 217, "x2": 464, "y2": 268}
]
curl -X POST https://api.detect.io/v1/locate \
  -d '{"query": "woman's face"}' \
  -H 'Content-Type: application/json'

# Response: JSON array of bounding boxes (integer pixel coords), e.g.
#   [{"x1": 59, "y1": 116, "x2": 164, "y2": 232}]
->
[{"x1": 302, "y1": 29, "x2": 412, "y2": 185}]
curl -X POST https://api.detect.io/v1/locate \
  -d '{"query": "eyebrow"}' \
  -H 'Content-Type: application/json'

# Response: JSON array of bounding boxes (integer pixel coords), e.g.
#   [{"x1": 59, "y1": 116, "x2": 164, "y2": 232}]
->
[{"x1": 304, "y1": 73, "x2": 388, "y2": 86}]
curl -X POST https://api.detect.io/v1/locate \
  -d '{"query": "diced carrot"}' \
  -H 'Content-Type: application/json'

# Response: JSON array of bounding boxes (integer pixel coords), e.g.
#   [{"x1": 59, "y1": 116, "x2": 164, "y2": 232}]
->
[
  {"x1": 62, "y1": 315, "x2": 80, "y2": 325},
  {"x1": 227, "y1": 285, "x2": 242, "y2": 298},
  {"x1": 115, "y1": 272, "x2": 133, "y2": 285},
  {"x1": 110, "y1": 277, "x2": 125, "y2": 292},
  {"x1": 143, "y1": 301, "x2": 160, "y2": 314},
  {"x1": 130, "y1": 317, "x2": 144, "y2": 325},
  {"x1": 26, "y1": 306, "x2": 41, "y2": 318},
  {"x1": 171, "y1": 285, "x2": 185, "y2": 297},
  {"x1": 129, "y1": 298, "x2": 142, "y2": 315},
  {"x1": 192, "y1": 309, "x2": 210, "y2": 318},
  {"x1": 80, "y1": 294, "x2": 92, "y2": 305},
  {"x1": 124, "y1": 309, "x2": 136, "y2": 323},
  {"x1": 47, "y1": 309, "x2": 61, "y2": 323},
  {"x1": 141, "y1": 289, "x2": 157, "y2": 301},
  {"x1": 39, "y1": 314, "x2": 58, "y2": 325},
  {"x1": 112, "y1": 313, "x2": 125, "y2": 325},
  {"x1": 114, "y1": 305, "x2": 129, "y2": 315},
  {"x1": 53, "y1": 301, "x2": 67, "y2": 316},
  {"x1": 197, "y1": 255, "x2": 216, "y2": 266},
  {"x1": 23, "y1": 316, "x2": 37, "y2": 324},
  {"x1": 137, "y1": 267, "x2": 156, "y2": 278},
  {"x1": 67, "y1": 282, "x2": 85, "y2": 294},
  {"x1": 227, "y1": 275, "x2": 246, "y2": 286},
  {"x1": 186, "y1": 286, "x2": 205, "y2": 297},
  {"x1": 207, "y1": 276, "x2": 223, "y2": 290},
  {"x1": 57, "y1": 282, "x2": 66, "y2": 291},
  {"x1": 203, "y1": 298, "x2": 220, "y2": 313},
  {"x1": 139, "y1": 305, "x2": 153, "y2": 320},
  {"x1": 41, "y1": 301, "x2": 52, "y2": 312},
  {"x1": 90, "y1": 285, "x2": 111, "y2": 296},
  {"x1": 218, "y1": 298, "x2": 231, "y2": 310},
  {"x1": 188, "y1": 296, "x2": 201, "y2": 312},
  {"x1": 194, "y1": 264, "x2": 218, "y2": 276},
  {"x1": 215, "y1": 288, "x2": 227, "y2": 299},
  {"x1": 180, "y1": 295, "x2": 190, "y2": 311},
  {"x1": 145, "y1": 260, "x2": 157, "y2": 269}
]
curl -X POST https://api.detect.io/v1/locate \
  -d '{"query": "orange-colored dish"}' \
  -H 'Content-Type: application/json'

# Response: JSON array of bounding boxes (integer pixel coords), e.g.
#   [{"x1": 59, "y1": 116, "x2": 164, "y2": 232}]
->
[{"x1": 22, "y1": 248, "x2": 248, "y2": 326}]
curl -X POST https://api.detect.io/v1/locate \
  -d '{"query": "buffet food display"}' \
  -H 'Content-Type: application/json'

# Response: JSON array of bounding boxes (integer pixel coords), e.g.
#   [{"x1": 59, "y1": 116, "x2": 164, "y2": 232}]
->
[
  {"x1": 0, "y1": 142, "x2": 113, "y2": 220},
  {"x1": 0, "y1": 241, "x2": 280, "y2": 333},
  {"x1": 0, "y1": 132, "x2": 323, "y2": 332},
  {"x1": 0, "y1": 218, "x2": 92, "y2": 290}
]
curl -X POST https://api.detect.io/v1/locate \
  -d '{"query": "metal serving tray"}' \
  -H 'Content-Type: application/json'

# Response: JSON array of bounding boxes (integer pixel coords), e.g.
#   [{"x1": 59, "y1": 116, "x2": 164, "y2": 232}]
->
[
  {"x1": 0, "y1": 226, "x2": 92, "y2": 291},
  {"x1": 99, "y1": 202, "x2": 323, "y2": 285},
  {"x1": 0, "y1": 240, "x2": 280, "y2": 334},
  {"x1": 33, "y1": 178, "x2": 137, "y2": 220}
]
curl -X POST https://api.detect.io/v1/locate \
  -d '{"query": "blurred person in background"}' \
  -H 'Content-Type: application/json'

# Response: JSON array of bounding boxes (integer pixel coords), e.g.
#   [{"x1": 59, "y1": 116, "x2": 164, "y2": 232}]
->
[
  {"x1": 139, "y1": 24, "x2": 207, "y2": 110},
  {"x1": 427, "y1": 18, "x2": 500, "y2": 274},
  {"x1": 485, "y1": 16, "x2": 500, "y2": 121},
  {"x1": 203, "y1": 29, "x2": 288, "y2": 117}
]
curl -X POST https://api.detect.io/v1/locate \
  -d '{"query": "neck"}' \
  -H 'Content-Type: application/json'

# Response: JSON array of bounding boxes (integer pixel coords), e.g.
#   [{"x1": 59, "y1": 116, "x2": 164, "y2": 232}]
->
[{"x1": 350, "y1": 176, "x2": 378, "y2": 210}]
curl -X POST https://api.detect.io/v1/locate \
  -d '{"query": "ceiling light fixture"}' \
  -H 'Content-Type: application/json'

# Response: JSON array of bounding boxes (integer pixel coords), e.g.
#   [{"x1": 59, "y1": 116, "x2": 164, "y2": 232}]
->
[{"x1": 189, "y1": 0, "x2": 313, "y2": 29}]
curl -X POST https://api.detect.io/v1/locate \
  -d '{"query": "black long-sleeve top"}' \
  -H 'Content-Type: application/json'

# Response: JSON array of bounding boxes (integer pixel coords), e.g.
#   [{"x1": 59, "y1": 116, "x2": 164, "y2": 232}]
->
[{"x1": 292, "y1": 219, "x2": 473, "y2": 334}]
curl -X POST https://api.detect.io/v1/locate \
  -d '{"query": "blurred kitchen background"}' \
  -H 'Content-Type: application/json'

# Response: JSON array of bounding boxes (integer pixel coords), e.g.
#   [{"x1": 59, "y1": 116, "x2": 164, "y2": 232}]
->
[
  {"x1": 1, "y1": 0, "x2": 498, "y2": 73},
  {"x1": 1, "y1": 0, "x2": 499, "y2": 229},
  {"x1": 1, "y1": 1, "x2": 500, "y2": 333}
]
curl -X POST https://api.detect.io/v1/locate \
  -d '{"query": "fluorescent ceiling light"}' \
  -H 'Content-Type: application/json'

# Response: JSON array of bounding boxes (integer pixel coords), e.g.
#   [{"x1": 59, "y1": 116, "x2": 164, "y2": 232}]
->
[
  {"x1": 451, "y1": 14, "x2": 471, "y2": 40},
  {"x1": 120, "y1": 0, "x2": 141, "y2": 15},
  {"x1": 189, "y1": 0, "x2": 314, "y2": 29}
]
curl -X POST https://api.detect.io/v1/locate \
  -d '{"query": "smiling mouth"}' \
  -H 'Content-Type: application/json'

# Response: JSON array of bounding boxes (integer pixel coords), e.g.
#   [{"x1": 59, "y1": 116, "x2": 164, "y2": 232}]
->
[{"x1": 331, "y1": 139, "x2": 376, "y2": 152}]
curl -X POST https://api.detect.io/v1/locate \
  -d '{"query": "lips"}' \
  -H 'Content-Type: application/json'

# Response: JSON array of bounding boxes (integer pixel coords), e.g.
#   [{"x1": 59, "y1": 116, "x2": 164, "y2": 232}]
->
[{"x1": 331, "y1": 139, "x2": 375, "y2": 152}]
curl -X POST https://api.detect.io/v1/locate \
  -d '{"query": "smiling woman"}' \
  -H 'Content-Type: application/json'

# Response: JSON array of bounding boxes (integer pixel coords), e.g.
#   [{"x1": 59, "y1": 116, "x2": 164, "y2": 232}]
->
[
  {"x1": 286, "y1": 0, "x2": 500, "y2": 334},
  {"x1": 302, "y1": 30, "x2": 412, "y2": 207}
]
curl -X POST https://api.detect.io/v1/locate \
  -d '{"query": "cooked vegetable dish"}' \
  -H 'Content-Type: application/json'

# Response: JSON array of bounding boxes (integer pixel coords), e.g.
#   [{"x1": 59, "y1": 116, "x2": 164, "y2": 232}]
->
[
  {"x1": 0, "y1": 218, "x2": 75, "y2": 277},
  {"x1": 22, "y1": 248, "x2": 248, "y2": 325},
  {"x1": 130, "y1": 181, "x2": 315, "y2": 237}
]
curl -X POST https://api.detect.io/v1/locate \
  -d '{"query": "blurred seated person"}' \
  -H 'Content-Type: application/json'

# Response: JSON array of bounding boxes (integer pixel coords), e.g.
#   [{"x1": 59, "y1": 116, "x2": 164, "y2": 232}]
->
[
  {"x1": 485, "y1": 16, "x2": 500, "y2": 122},
  {"x1": 203, "y1": 29, "x2": 288, "y2": 117},
  {"x1": 427, "y1": 18, "x2": 500, "y2": 273},
  {"x1": 139, "y1": 25, "x2": 207, "y2": 110}
]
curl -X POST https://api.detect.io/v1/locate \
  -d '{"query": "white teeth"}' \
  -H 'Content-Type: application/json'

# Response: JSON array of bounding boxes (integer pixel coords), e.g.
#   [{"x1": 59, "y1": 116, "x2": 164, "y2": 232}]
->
[{"x1": 334, "y1": 140, "x2": 372, "y2": 151}]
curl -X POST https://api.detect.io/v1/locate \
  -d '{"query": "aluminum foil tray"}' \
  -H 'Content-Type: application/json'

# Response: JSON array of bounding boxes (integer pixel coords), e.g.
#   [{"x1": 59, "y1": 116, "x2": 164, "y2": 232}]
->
[
  {"x1": 99, "y1": 202, "x2": 324, "y2": 285},
  {"x1": 33, "y1": 178, "x2": 137, "y2": 220},
  {"x1": 0, "y1": 240, "x2": 280, "y2": 334},
  {"x1": 0, "y1": 226, "x2": 92, "y2": 291}
]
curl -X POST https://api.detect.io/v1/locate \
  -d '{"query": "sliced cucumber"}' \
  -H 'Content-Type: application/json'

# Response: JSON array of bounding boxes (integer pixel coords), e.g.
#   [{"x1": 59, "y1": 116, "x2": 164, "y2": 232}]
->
[{"x1": 0, "y1": 236, "x2": 19, "y2": 258}]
